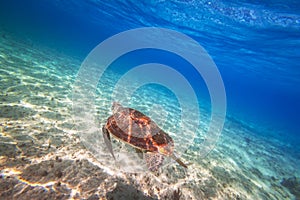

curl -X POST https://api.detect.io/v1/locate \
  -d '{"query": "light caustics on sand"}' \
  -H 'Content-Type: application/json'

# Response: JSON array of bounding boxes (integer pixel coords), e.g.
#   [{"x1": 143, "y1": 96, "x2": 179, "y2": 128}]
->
[{"x1": 72, "y1": 27, "x2": 226, "y2": 172}]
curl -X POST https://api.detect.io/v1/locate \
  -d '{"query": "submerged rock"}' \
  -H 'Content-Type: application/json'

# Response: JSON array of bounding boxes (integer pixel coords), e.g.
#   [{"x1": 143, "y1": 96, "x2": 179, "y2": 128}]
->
[
  {"x1": 106, "y1": 181, "x2": 158, "y2": 200},
  {"x1": 281, "y1": 176, "x2": 300, "y2": 199}
]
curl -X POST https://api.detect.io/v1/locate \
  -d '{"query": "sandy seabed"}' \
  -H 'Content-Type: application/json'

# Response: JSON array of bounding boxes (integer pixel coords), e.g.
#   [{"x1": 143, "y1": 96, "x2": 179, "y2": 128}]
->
[{"x1": 0, "y1": 32, "x2": 299, "y2": 200}]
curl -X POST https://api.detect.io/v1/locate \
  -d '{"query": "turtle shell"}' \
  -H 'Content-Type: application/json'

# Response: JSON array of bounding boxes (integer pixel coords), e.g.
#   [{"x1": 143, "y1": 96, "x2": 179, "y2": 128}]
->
[{"x1": 105, "y1": 105, "x2": 174, "y2": 153}]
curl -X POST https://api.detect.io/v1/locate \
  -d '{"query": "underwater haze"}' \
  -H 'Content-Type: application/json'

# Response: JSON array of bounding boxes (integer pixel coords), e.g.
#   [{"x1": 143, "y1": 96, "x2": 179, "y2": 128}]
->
[{"x1": 0, "y1": 0, "x2": 300, "y2": 199}]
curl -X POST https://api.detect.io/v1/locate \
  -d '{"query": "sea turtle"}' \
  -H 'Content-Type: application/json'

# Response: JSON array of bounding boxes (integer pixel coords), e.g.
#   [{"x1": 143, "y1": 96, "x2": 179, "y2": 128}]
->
[{"x1": 102, "y1": 102, "x2": 188, "y2": 171}]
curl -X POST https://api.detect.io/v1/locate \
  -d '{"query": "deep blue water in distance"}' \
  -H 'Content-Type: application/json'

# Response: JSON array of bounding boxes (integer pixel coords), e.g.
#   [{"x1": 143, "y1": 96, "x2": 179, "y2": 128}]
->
[{"x1": 0, "y1": 0, "x2": 299, "y2": 143}]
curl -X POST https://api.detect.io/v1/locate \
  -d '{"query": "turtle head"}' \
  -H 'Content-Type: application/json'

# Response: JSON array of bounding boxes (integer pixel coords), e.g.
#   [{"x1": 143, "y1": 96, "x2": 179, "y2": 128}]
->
[
  {"x1": 112, "y1": 102, "x2": 122, "y2": 114},
  {"x1": 157, "y1": 144, "x2": 173, "y2": 156}
]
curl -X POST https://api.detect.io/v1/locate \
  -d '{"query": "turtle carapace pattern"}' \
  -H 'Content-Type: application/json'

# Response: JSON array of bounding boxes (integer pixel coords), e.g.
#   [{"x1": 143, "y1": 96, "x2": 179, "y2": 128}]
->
[{"x1": 102, "y1": 102, "x2": 188, "y2": 171}]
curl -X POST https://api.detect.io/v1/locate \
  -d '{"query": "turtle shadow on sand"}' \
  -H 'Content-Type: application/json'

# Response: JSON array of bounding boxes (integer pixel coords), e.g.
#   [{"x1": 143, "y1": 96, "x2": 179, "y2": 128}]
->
[{"x1": 106, "y1": 182, "x2": 158, "y2": 200}]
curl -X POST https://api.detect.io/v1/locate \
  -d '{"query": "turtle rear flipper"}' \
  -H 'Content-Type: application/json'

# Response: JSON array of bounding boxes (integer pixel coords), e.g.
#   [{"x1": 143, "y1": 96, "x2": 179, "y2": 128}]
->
[
  {"x1": 144, "y1": 153, "x2": 164, "y2": 172},
  {"x1": 102, "y1": 126, "x2": 116, "y2": 160}
]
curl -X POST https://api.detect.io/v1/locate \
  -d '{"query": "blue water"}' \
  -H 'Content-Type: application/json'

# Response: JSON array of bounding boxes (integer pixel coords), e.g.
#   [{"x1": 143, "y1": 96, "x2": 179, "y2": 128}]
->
[{"x1": 1, "y1": 1, "x2": 299, "y2": 140}]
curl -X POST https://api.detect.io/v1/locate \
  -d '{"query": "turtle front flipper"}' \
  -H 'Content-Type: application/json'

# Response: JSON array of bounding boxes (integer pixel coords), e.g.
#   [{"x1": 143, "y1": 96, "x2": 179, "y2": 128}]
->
[
  {"x1": 171, "y1": 154, "x2": 188, "y2": 168},
  {"x1": 102, "y1": 125, "x2": 115, "y2": 160},
  {"x1": 135, "y1": 148, "x2": 144, "y2": 159},
  {"x1": 144, "y1": 152, "x2": 164, "y2": 172}
]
